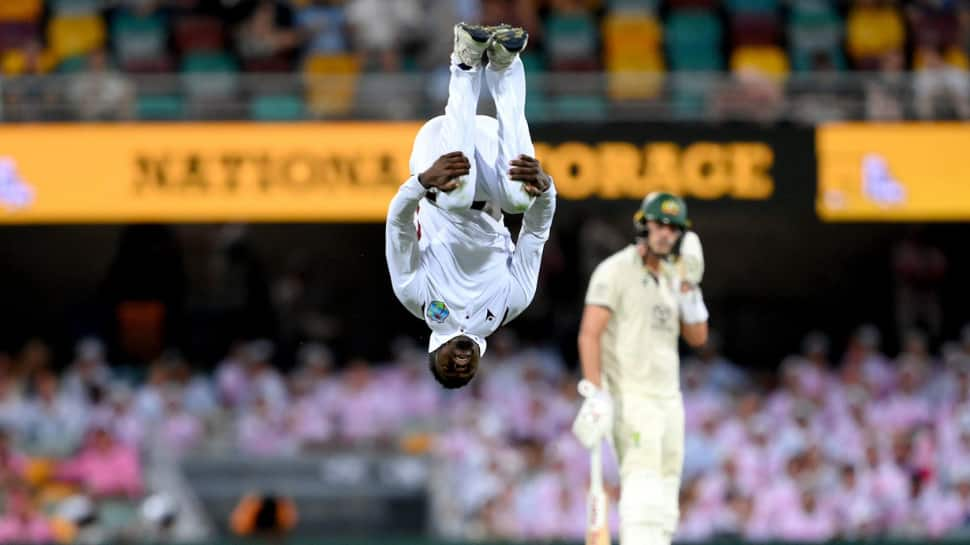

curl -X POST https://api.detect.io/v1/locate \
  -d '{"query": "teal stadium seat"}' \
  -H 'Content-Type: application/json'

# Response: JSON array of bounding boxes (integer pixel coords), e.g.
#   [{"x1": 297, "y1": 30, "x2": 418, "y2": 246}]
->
[
  {"x1": 55, "y1": 54, "x2": 88, "y2": 73},
  {"x1": 112, "y1": 11, "x2": 168, "y2": 65},
  {"x1": 544, "y1": 12, "x2": 599, "y2": 70},
  {"x1": 665, "y1": 10, "x2": 723, "y2": 70},
  {"x1": 137, "y1": 95, "x2": 184, "y2": 120},
  {"x1": 250, "y1": 94, "x2": 304, "y2": 121},
  {"x1": 521, "y1": 52, "x2": 550, "y2": 121},
  {"x1": 608, "y1": 0, "x2": 659, "y2": 14},
  {"x1": 49, "y1": 0, "x2": 100, "y2": 15},
  {"x1": 789, "y1": 2, "x2": 846, "y2": 70},
  {"x1": 725, "y1": 0, "x2": 778, "y2": 15},
  {"x1": 181, "y1": 52, "x2": 238, "y2": 98},
  {"x1": 553, "y1": 95, "x2": 607, "y2": 120}
]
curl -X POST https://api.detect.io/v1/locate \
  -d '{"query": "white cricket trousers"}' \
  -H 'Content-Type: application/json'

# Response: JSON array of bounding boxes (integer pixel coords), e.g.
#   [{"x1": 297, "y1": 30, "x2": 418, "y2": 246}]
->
[{"x1": 408, "y1": 56, "x2": 536, "y2": 214}]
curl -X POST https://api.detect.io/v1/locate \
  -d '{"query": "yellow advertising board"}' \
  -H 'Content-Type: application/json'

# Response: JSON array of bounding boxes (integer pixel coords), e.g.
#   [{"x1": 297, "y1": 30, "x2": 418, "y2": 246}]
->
[
  {"x1": 817, "y1": 123, "x2": 970, "y2": 221},
  {"x1": 0, "y1": 123, "x2": 421, "y2": 223},
  {"x1": 0, "y1": 123, "x2": 777, "y2": 223}
]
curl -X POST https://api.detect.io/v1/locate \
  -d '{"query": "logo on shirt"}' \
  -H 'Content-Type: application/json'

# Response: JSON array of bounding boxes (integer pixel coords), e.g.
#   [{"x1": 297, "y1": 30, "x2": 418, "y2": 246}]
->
[
  {"x1": 486, "y1": 309, "x2": 495, "y2": 322},
  {"x1": 652, "y1": 304, "x2": 674, "y2": 331},
  {"x1": 426, "y1": 300, "x2": 450, "y2": 323}
]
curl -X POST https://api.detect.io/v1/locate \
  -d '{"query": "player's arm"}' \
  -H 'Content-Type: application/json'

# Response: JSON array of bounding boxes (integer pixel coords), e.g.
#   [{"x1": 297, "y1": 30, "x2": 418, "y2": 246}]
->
[
  {"x1": 678, "y1": 284, "x2": 709, "y2": 348},
  {"x1": 578, "y1": 261, "x2": 618, "y2": 386},
  {"x1": 505, "y1": 156, "x2": 556, "y2": 322},
  {"x1": 578, "y1": 305, "x2": 611, "y2": 387},
  {"x1": 386, "y1": 152, "x2": 470, "y2": 315}
]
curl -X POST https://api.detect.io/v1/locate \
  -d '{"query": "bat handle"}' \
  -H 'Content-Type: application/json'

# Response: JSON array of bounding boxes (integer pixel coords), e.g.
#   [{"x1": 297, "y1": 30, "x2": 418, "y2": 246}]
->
[{"x1": 590, "y1": 440, "x2": 603, "y2": 490}]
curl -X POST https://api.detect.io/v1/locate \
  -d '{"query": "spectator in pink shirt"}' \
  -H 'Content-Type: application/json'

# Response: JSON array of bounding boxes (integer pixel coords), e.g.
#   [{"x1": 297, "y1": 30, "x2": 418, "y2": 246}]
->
[
  {"x1": 774, "y1": 489, "x2": 837, "y2": 541},
  {"x1": 0, "y1": 486, "x2": 54, "y2": 544},
  {"x1": 58, "y1": 427, "x2": 142, "y2": 499},
  {"x1": 157, "y1": 389, "x2": 204, "y2": 456},
  {"x1": 842, "y1": 325, "x2": 894, "y2": 395},
  {"x1": 237, "y1": 395, "x2": 297, "y2": 456}
]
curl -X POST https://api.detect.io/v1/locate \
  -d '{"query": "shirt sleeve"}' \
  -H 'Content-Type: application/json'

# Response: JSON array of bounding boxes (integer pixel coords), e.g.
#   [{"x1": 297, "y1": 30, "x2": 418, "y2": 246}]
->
[
  {"x1": 385, "y1": 175, "x2": 428, "y2": 319},
  {"x1": 505, "y1": 182, "x2": 557, "y2": 324},
  {"x1": 585, "y1": 258, "x2": 619, "y2": 311}
]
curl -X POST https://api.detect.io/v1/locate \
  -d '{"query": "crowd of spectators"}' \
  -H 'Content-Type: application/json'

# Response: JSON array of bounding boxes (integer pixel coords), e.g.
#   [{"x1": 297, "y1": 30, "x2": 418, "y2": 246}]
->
[
  {"x1": 0, "y1": 0, "x2": 968, "y2": 120},
  {"x1": 3, "y1": 321, "x2": 970, "y2": 541}
]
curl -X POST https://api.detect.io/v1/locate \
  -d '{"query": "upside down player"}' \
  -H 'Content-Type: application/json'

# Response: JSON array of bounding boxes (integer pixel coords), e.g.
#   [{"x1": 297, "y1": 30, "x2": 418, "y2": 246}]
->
[
  {"x1": 573, "y1": 193, "x2": 709, "y2": 545},
  {"x1": 385, "y1": 23, "x2": 556, "y2": 389}
]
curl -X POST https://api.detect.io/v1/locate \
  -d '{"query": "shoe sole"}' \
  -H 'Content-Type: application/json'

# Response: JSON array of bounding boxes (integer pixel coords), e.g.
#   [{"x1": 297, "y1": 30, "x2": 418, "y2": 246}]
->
[
  {"x1": 458, "y1": 23, "x2": 491, "y2": 44},
  {"x1": 493, "y1": 28, "x2": 528, "y2": 52}
]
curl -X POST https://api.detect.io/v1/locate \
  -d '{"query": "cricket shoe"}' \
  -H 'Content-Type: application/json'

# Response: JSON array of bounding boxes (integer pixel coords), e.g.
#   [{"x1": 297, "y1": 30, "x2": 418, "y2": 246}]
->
[
  {"x1": 453, "y1": 23, "x2": 491, "y2": 70},
  {"x1": 487, "y1": 25, "x2": 528, "y2": 71}
]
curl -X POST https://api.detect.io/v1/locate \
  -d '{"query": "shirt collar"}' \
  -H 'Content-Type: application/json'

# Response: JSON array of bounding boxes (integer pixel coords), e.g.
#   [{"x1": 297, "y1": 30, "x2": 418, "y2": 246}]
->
[{"x1": 428, "y1": 329, "x2": 487, "y2": 356}]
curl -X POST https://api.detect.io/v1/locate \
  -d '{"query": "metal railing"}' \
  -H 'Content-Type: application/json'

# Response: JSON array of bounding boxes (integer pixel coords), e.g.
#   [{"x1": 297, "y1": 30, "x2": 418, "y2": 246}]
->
[{"x1": 0, "y1": 71, "x2": 967, "y2": 123}]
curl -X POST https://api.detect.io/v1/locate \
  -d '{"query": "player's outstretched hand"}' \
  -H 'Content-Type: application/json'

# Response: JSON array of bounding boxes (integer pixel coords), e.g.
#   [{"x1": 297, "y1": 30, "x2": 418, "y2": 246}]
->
[
  {"x1": 419, "y1": 151, "x2": 470, "y2": 192},
  {"x1": 510, "y1": 155, "x2": 552, "y2": 196}
]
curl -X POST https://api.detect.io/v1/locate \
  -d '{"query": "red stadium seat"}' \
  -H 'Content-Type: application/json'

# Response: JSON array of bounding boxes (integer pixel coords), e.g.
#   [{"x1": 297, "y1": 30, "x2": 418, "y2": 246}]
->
[
  {"x1": 0, "y1": 22, "x2": 38, "y2": 51},
  {"x1": 731, "y1": 14, "x2": 780, "y2": 47},
  {"x1": 173, "y1": 15, "x2": 224, "y2": 53}
]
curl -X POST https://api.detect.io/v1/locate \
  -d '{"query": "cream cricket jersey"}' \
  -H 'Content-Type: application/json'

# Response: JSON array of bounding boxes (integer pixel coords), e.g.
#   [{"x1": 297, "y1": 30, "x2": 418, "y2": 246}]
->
[
  {"x1": 386, "y1": 176, "x2": 556, "y2": 354},
  {"x1": 585, "y1": 245, "x2": 682, "y2": 398}
]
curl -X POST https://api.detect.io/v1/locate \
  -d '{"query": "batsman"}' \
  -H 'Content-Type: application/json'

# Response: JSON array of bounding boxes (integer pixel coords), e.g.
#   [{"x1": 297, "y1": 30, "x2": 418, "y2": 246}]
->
[{"x1": 572, "y1": 193, "x2": 709, "y2": 545}]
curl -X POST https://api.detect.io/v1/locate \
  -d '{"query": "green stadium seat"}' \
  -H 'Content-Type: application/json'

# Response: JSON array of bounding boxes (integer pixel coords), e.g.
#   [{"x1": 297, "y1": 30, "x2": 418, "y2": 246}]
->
[
  {"x1": 789, "y1": 2, "x2": 845, "y2": 71},
  {"x1": 55, "y1": 54, "x2": 88, "y2": 73},
  {"x1": 607, "y1": 0, "x2": 659, "y2": 14},
  {"x1": 250, "y1": 94, "x2": 304, "y2": 121},
  {"x1": 725, "y1": 0, "x2": 778, "y2": 15},
  {"x1": 112, "y1": 11, "x2": 168, "y2": 66},
  {"x1": 553, "y1": 95, "x2": 607, "y2": 120},
  {"x1": 181, "y1": 52, "x2": 239, "y2": 98},
  {"x1": 665, "y1": 10, "x2": 723, "y2": 71},
  {"x1": 49, "y1": 0, "x2": 100, "y2": 15},
  {"x1": 545, "y1": 13, "x2": 600, "y2": 70},
  {"x1": 137, "y1": 95, "x2": 184, "y2": 120}
]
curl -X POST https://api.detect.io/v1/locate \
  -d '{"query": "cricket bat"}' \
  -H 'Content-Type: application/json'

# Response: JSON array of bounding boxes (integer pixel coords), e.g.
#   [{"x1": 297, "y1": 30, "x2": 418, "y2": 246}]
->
[{"x1": 586, "y1": 440, "x2": 610, "y2": 545}]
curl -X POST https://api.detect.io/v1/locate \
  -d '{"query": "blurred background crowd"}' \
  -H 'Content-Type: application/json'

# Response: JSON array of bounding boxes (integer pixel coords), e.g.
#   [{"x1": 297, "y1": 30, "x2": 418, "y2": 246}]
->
[
  {"x1": 1, "y1": 0, "x2": 969, "y2": 121},
  {"x1": 5, "y1": 321, "x2": 970, "y2": 541}
]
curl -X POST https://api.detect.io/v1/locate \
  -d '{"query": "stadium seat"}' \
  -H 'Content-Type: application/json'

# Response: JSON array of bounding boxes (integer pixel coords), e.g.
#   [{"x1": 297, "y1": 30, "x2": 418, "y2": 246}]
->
[
  {"x1": 112, "y1": 11, "x2": 169, "y2": 67},
  {"x1": 136, "y1": 95, "x2": 184, "y2": 120},
  {"x1": 730, "y1": 14, "x2": 780, "y2": 47},
  {"x1": 0, "y1": 22, "x2": 38, "y2": 52},
  {"x1": 552, "y1": 95, "x2": 608, "y2": 120},
  {"x1": 181, "y1": 52, "x2": 239, "y2": 99},
  {"x1": 1, "y1": 47, "x2": 55, "y2": 75},
  {"x1": 48, "y1": 15, "x2": 106, "y2": 61},
  {"x1": 0, "y1": 0, "x2": 41, "y2": 22},
  {"x1": 725, "y1": 0, "x2": 778, "y2": 15},
  {"x1": 667, "y1": 0, "x2": 717, "y2": 8},
  {"x1": 303, "y1": 53, "x2": 359, "y2": 117},
  {"x1": 250, "y1": 94, "x2": 304, "y2": 121},
  {"x1": 913, "y1": 47, "x2": 970, "y2": 70},
  {"x1": 665, "y1": 10, "x2": 723, "y2": 71},
  {"x1": 49, "y1": 0, "x2": 100, "y2": 16},
  {"x1": 173, "y1": 15, "x2": 224, "y2": 53},
  {"x1": 607, "y1": 0, "x2": 659, "y2": 14},
  {"x1": 731, "y1": 45, "x2": 790, "y2": 80},
  {"x1": 845, "y1": 4, "x2": 904, "y2": 63},
  {"x1": 545, "y1": 12, "x2": 601, "y2": 70},
  {"x1": 55, "y1": 54, "x2": 88, "y2": 73},
  {"x1": 602, "y1": 13, "x2": 663, "y2": 64}
]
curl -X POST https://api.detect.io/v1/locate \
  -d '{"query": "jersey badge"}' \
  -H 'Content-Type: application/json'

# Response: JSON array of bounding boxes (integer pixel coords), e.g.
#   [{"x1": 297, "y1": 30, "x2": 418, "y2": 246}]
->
[{"x1": 427, "y1": 300, "x2": 450, "y2": 323}]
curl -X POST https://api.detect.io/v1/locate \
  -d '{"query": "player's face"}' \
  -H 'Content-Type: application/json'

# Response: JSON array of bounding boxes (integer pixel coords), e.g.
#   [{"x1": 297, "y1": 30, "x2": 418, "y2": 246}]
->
[
  {"x1": 645, "y1": 220, "x2": 682, "y2": 256},
  {"x1": 435, "y1": 336, "x2": 480, "y2": 386}
]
